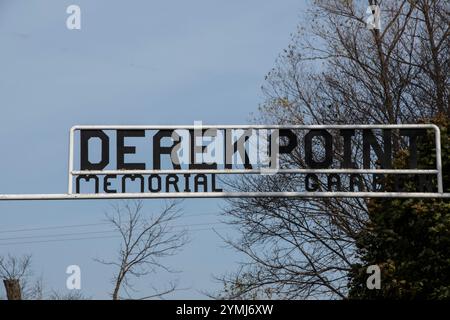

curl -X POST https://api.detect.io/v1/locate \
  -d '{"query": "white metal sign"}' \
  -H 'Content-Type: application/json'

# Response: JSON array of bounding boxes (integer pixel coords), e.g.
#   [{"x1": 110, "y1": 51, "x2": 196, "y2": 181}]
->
[{"x1": 0, "y1": 124, "x2": 448, "y2": 200}]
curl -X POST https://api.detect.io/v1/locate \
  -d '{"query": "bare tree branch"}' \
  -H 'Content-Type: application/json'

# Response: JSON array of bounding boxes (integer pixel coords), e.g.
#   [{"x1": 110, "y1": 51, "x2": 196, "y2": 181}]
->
[
  {"x1": 216, "y1": 0, "x2": 449, "y2": 299},
  {"x1": 96, "y1": 200, "x2": 189, "y2": 300}
]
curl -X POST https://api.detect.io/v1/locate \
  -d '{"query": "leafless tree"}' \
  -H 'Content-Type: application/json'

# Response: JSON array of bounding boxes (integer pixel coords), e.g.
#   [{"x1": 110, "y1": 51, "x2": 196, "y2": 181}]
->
[
  {"x1": 48, "y1": 290, "x2": 90, "y2": 300},
  {"x1": 0, "y1": 254, "x2": 32, "y2": 300},
  {"x1": 22, "y1": 275, "x2": 45, "y2": 300},
  {"x1": 217, "y1": 0, "x2": 449, "y2": 299},
  {"x1": 97, "y1": 200, "x2": 189, "y2": 300},
  {"x1": 0, "y1": 255, "x2": 90, "y2": 300}
]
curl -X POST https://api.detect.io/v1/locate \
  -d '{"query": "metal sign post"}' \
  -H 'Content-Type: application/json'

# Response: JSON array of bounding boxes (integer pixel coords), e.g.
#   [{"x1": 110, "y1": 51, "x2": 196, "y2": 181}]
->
[{"x1": 0, "y1": 124, "x2": 449, "y2": 200}]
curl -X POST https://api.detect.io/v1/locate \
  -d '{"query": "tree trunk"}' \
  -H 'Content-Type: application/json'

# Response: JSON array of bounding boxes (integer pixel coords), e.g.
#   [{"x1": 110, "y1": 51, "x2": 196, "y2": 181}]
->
[
  {"x1": 112, "y1": 285, "x2": 120, "y2": 300},
  {"x1": 112, "y1": 276, "x2": 123, "y2": 300},
  {"x1": 3, "y1": 279, "x2": 22, "y2": 300}
]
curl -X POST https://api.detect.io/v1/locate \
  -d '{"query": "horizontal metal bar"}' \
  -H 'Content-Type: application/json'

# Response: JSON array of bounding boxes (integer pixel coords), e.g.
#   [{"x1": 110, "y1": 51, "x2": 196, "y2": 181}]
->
[
  {"x1": 0, "y1": 192, "x2": 449, "y2": 201},
  {"x1": 71, "y1": 124, "x2": 440, "y2": 131},
  {"x1": 71, "y1": 169, "x2": 439, "y2": 175}
]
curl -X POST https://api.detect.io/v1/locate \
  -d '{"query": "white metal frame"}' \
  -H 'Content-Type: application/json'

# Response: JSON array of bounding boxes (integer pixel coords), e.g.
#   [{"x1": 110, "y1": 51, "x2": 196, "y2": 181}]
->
[{"x1": 0, "y1": 124, "x2": 448, "y2": 201}]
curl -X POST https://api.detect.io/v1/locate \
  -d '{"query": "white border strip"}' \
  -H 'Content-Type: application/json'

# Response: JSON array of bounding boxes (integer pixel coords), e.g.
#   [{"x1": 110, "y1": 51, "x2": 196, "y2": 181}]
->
[
  {"x1": 1, "y1": 192, "x2": 450, "y2": 201},
  {"x1": 71, "y1": 169, "x2": 438, "y2": 175}
]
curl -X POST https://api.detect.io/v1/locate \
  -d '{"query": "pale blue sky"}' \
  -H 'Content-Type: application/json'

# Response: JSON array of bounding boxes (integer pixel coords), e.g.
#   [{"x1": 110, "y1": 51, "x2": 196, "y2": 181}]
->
[{"x1": 0, "y1": 0, "x2": 305, "y2": 299}]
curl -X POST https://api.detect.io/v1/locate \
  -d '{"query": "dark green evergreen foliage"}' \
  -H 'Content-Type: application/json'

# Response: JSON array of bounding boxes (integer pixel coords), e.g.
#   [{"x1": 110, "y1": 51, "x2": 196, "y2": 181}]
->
[{"x1": 348, "y1": 116, "x2": 450, "y2": 299}]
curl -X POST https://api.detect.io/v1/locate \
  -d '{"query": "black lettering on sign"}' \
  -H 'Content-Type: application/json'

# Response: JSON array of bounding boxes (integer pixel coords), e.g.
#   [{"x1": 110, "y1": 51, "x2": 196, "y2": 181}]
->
[
  {"x1": 399, "y1": 129, "x2": 426, "y2": 168},
  {"x1": 190, "y1": 129, "x2": 218, "y2": 170},
  {"x1": 76, "y1": 175, "x2": 99, "y2": 193},
  {"x1": 340, "y1": 129, "x2": 356, "y2": 168},
  {"x1": 80, "y1": 130, "x2": 109, "y2": 170},
  {"x1": 363, "y1": 129, "x2": 391, "y2": 169},
  {"x1": 117, "y1": 130, "x2": 145, "y2": 170},
  {"x1": 305, "y1": 173, "x2": 320, "y2": 191},
  {"x1": 153, "y1": 130, "x2": 181, "y2": 170},
  {"x1": 304, "y1": 129, "x2": 333, "y2": 169}
]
